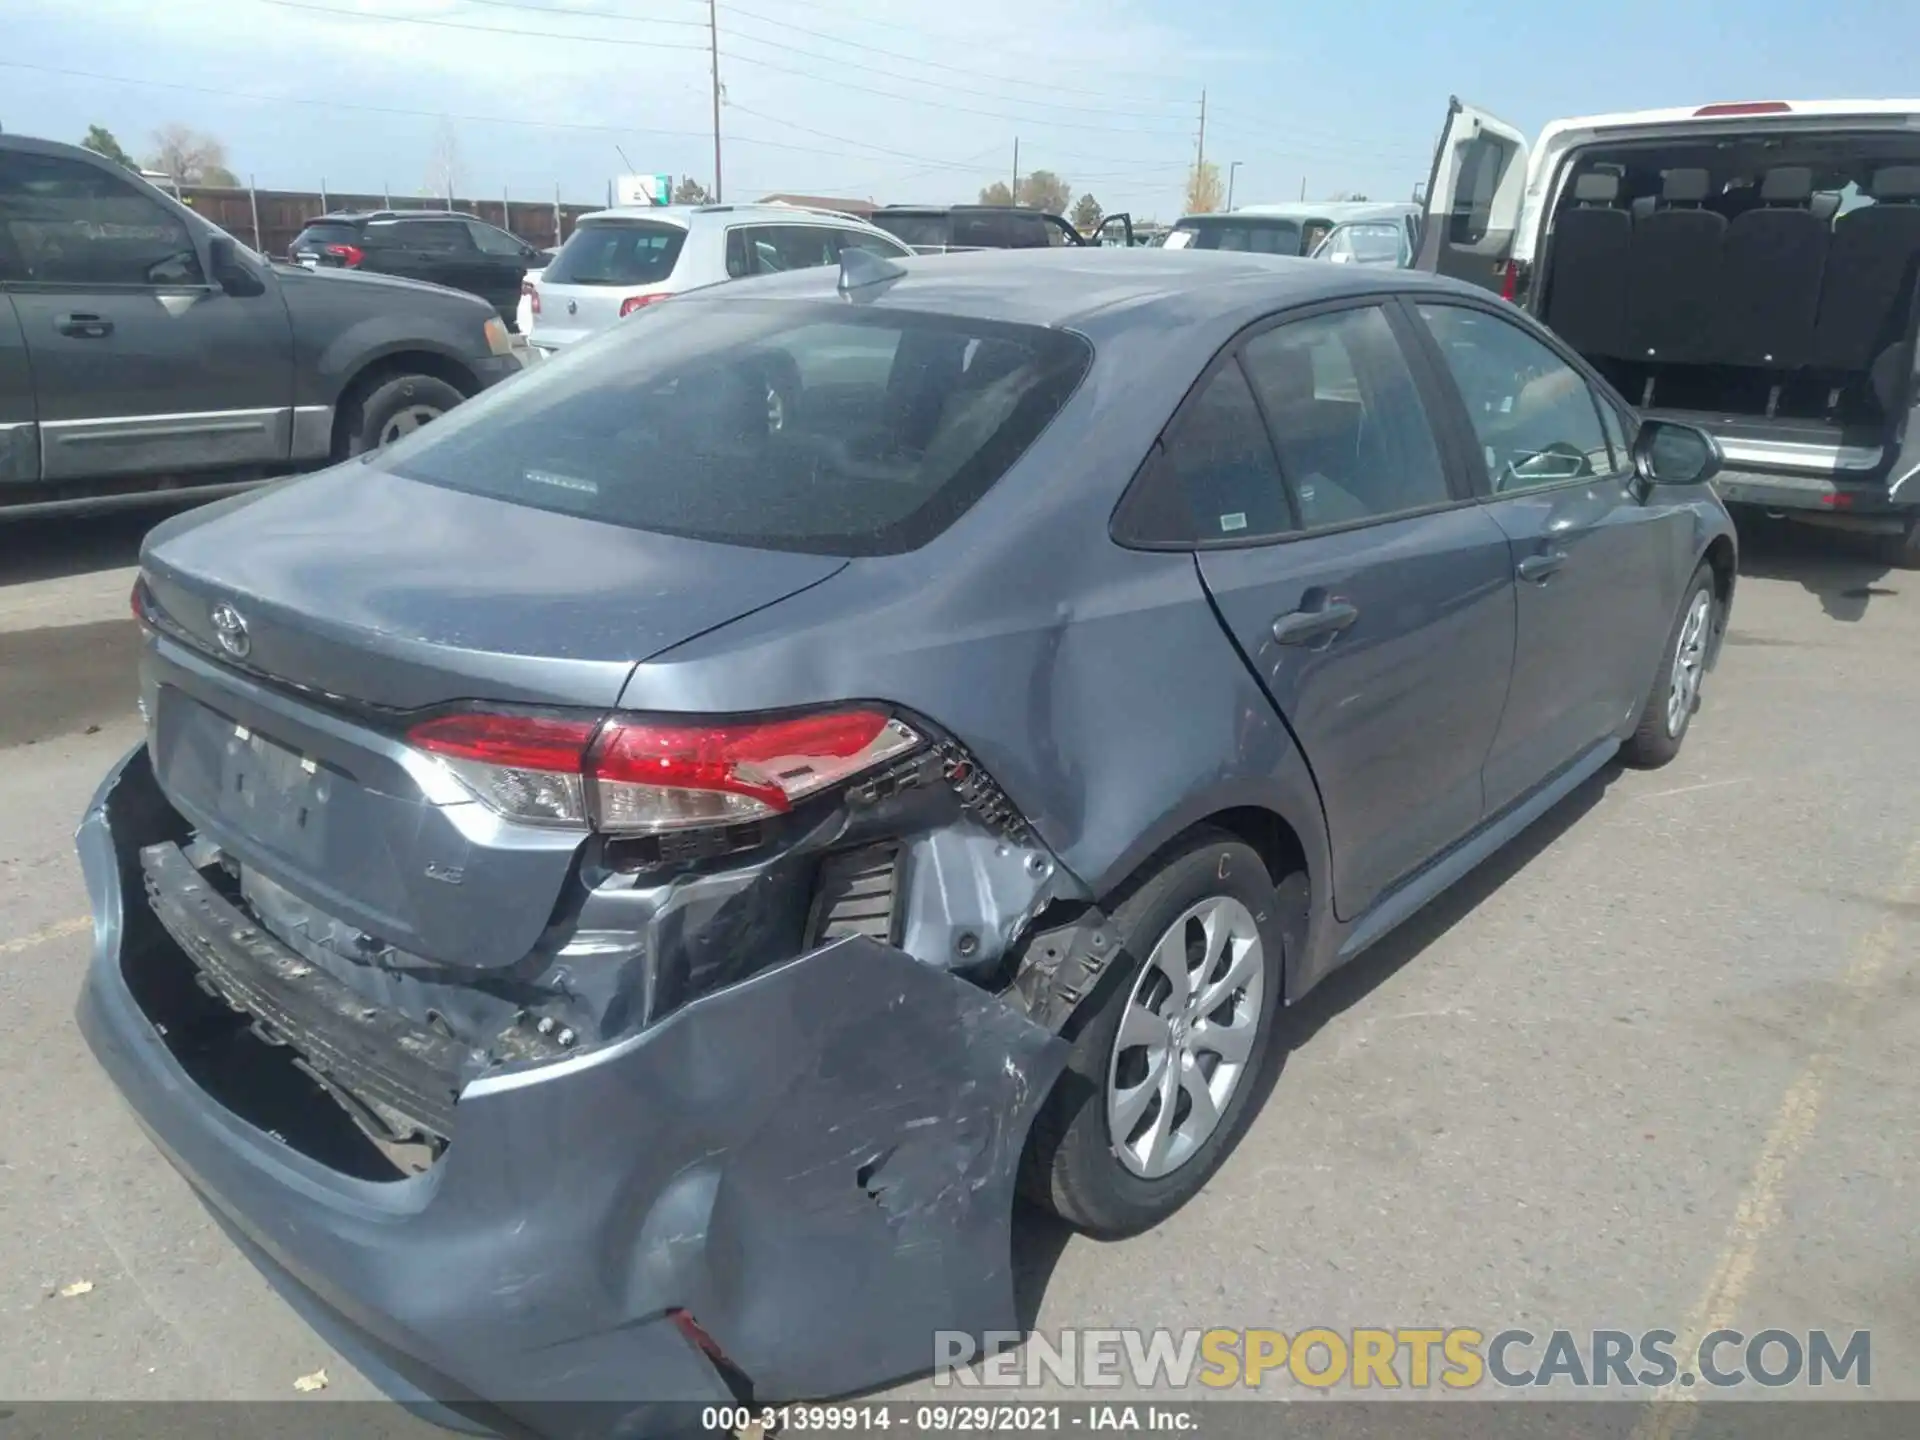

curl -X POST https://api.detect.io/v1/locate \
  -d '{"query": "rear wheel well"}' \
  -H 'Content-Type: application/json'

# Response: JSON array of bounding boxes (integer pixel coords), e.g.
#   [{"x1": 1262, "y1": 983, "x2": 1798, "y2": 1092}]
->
[
  {"x1": 1202, "y1": 806, "x2": 1308, "y2": 891},
  {"x1": 331, "y1": 351, "x2": 479, "y2": 458}
]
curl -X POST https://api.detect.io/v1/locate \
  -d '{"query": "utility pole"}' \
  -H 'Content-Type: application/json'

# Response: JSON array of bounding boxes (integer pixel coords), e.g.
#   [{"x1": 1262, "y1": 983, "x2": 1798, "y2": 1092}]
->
[
  {"x1": 1011, "y1": 136, "x2": 1019, "y2": 205},
  {"x1": 708, "y1": 0, "x2": 724, "y2": 202},
  {"x1": 1227, "y1": 160, "x2": 1242, "y2": 210},
  {"x1": 1196, "y1": 89, "x2": 1207, "y2": 181},
  {"x1": 1299, "y1": 176, "x2": 1307, "y2": 200}
]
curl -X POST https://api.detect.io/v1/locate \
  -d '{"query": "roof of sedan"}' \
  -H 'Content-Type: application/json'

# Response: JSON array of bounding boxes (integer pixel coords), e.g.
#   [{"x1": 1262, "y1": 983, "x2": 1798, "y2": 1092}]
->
[{"x1": 695, "y1": 247, "x2": 1457, "y2": 331}]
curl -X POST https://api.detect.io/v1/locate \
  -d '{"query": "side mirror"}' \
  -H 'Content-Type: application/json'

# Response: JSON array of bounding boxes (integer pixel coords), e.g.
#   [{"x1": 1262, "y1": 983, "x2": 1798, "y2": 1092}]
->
[
  {"x1": 1634, "y1": 419, "x2": 1721, "y2": 487},
  {"x1": 207, "y1": 235, "x2": 265, "y2": 296}
]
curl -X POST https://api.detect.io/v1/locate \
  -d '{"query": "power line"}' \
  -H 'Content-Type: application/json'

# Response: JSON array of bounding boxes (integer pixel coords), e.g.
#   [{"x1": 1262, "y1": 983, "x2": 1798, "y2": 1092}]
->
[
  {"x1": 714, "y1": 2, "x2": 1194, "y2": 110},
  {"x1": 721, "y1": 51, "x2": 1198, "y2": 135},
  {"x1": 259, "y1": 0, "x2": 712, "y2": 50},
  {"x1": 717, "y1": 0, "x2": 1204, "y2": 91},
  {"x1": 455, "y1": 0, "x2": 709, "y2": 26},
  {"x1": 0, "y1": 59, "x2": 1018, "y2": 177}
]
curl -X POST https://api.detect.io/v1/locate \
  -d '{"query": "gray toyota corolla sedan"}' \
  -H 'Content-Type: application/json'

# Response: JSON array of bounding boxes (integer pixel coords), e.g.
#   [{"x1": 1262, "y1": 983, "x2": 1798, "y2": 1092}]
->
[{"x1": 77, "y1": 247, "x2": 1734, "y2": 1427}]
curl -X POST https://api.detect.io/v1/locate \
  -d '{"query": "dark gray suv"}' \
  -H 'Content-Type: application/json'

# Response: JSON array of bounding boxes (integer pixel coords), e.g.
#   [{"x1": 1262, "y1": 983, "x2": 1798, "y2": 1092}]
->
[
  {"x1": 0, "y1": 135, "x2": 521, "y2": 519},
  {"x1": 78, "y1": 248, "x2": 1735, "y2": 1431}
]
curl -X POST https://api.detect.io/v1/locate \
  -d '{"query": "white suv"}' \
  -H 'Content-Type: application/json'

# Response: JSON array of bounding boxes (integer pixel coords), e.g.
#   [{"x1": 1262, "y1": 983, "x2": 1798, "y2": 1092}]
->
[{"x1": 526, "y1": 203, "x2": 914, "y2": 354}]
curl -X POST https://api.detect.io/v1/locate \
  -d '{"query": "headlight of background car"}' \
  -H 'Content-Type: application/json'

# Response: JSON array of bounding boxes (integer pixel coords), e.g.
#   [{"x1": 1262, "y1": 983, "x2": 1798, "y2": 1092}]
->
[{"x1": 483, "y1": 317, "x2": 513, "y2": 357}]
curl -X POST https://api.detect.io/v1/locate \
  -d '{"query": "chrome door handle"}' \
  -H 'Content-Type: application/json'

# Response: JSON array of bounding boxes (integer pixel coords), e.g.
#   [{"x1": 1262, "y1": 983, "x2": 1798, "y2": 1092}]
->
[
  {"x1": 1272, "y1": 600, "x2": 1359, "y2": 645},
  {"x1": 1517, "y1": 550, "x2": 1568, "y2": 583}
]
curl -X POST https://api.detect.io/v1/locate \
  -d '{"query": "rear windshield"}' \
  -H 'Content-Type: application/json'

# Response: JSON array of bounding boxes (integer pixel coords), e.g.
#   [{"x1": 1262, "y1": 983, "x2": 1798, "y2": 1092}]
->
[
  {"x1": 291, "y1": 222, "x2": 360, "y2": 251},
  {"x1": 1166, "y1": 218, "x2": 1303, "y2": 255},
  {"x1": 373, "y1": 299, "x2": 1092, "y2": 555},
  {"x1": 868, "y1": 213, "x2": 949, "y2": 248},
  {"x1": 543, "y1": 220, "x2": 687, "y2": 285}
]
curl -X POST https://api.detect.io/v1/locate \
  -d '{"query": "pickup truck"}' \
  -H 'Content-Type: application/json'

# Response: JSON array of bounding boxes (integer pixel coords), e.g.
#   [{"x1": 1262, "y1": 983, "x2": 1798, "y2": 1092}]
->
[{"x1": 1, "y1": 133, "x2": 522, "y2": 520}]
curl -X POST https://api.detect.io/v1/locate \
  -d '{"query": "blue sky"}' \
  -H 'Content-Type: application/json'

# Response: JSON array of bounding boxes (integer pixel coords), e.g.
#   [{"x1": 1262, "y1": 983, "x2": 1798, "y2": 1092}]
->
[{"x1": 4, "y1": 0, "x2": 1913, "y2": 223}]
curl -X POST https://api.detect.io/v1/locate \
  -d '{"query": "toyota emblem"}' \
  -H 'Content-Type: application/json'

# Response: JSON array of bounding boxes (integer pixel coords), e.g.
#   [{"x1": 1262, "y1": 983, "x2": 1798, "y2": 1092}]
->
[
  {"x1": 209, "y1": 601, "x2": 251, "y2": 659},
  {"x1": 567, "y1": 299, "x2": 578, "y2": 315}
]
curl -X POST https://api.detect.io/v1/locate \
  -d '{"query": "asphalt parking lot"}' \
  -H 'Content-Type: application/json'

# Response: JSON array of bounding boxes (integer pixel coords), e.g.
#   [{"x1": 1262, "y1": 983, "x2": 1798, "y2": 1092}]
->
[{"x1": 2, "y1": 506, "x2": 1917, "y2": 1408}]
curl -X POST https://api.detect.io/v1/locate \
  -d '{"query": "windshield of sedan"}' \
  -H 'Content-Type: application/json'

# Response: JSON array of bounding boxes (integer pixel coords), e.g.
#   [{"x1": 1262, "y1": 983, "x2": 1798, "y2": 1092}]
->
[{"x1": 373, "y1": 299, "x2": 1092, "y2": 555}]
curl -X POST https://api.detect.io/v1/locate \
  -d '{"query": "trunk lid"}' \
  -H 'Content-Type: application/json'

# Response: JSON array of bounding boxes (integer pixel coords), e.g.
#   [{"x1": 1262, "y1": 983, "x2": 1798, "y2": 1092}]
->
[{"x1": 138, "y1": 466, "x2": 845, "y2": 970}]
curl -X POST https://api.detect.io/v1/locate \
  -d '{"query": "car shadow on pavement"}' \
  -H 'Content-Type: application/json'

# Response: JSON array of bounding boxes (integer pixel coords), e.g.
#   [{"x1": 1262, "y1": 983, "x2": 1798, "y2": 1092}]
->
[
  {"x1": 1007, "y1": 762, "x2": 1625, "y2": 1330},
  {"x1": 0, "y1": 505, "x2": 183, "y2": 588},
  {"x1": 1731, "y1": 509, "x2": 1901, "y2": 622}
]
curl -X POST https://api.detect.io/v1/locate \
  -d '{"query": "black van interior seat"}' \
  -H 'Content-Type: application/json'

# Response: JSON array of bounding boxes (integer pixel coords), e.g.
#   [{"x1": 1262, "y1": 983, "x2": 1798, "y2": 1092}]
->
[
  {"x1": 1716, "y1": 166, "x2": 1829, "y2": 371},
  {"x1": 1626, "y1": 168, "x2": 1727, "y2": 364},
  {"x1": 1812, "y1": 165, "x2": 1920, "y2": 374},
  {"x1": 1544, "y1": 171, "x2": 1633, "y2": 359}
]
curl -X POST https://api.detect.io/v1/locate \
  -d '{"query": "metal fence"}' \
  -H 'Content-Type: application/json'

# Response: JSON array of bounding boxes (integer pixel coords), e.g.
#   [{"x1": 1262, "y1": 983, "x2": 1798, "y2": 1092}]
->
[{"x1": 169, "y1": 181, "x2": 605, "y2": 260}]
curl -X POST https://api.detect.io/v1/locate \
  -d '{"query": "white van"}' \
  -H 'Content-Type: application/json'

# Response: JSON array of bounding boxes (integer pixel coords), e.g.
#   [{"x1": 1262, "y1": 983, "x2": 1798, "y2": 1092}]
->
[{"x1": 1416, "y1": 97, "x2": 1920, "y2": 563}]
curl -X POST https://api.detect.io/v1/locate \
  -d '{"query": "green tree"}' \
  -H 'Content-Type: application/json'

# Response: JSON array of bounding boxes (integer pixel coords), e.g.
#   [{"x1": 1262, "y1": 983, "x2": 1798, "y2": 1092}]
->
[
  {"x1": 1185, "y1": 161, "x2": 1224, "y2": 214},
  {"x1": 672, "y1": 176, "x2": 713, "y2": 205},
  {"x1": 81, "y1": 125, "x2": 138, "y2": 170},
  {"x1": 1070, "y1": 193, "x2": 1104, "y2": 233},
  {"x1": 1018, "y1": 170, "x2": 1071, "y2": 214},
  {"x1": 978, "y1": 180, "x2": 1015, "y2": 205}
]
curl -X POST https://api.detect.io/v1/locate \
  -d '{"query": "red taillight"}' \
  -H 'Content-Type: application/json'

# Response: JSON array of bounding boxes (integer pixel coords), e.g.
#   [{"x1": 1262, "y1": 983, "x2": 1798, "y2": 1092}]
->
[
  {"x1": 620, "y1": 292, "x2": 667, "y2": 317},
  {"x1": 1499, "y1": 258, "x2": 1520, "y2": 302},
  {"x1": 405, "y1": 707, "x2": 920, "y2": 833},
  {"x1": 322, "y1": 243, "x2": 366, "y2": 267},
  {"x1": 522, "y1": 279, "x2": 541, "y2": 316},
  {"x1": 130, "y1": 577, "x2": 148, "y2": 627},
  {"x1": 1694, "y1": 101, "x2": 1793, "y2": 117}
]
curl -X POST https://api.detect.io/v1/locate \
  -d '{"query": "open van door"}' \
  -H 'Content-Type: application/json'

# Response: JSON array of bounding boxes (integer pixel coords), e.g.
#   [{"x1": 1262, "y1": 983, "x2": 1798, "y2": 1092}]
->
[
  {"x1": 1415, "y1": 97, "x2": 1531, "y2": 293},
  {"x1": 1094, "y1": 212, "x2": 1134, "y2": 247}
]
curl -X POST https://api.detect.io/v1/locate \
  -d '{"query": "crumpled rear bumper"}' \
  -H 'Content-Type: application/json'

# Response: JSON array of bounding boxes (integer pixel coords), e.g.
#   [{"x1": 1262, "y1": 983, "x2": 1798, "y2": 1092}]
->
[{"x1": 76, "y1": 744, "x2": 1068, "y2": 1436}]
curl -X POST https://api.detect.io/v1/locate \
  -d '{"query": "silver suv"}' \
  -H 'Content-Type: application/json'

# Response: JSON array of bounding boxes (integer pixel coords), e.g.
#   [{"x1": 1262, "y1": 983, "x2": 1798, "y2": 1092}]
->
[{"x1": 525, "y1": 202, "x2": 914, "y2": 354}]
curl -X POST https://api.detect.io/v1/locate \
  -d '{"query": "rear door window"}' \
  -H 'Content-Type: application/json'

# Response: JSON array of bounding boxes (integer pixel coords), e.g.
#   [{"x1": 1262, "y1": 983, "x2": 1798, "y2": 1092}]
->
[
  {"x1": 373, "y1": 299, "x2": 1093, "y2": 555},
  {"x1": 383, "y1": 219, "x2": 475, "y2": 252},
  {"x1": 831, "y1": 227, "x2": 911, "y2": 259},
  {"x1": 544, "y1": 221, "x2": 686, "y2": 285},
  {"x1": 1239, "y1": 306, "x2": 1453, "y2": 526},
  {"x1": 951, "y1": 212, "x2": 1011, "y2": 248},
  {"x1": 741, "y1": 225, "x2": 840, "y2": 273},
  {"x1": 1112, "y1": 362, "x2": 1294, "y2": 545}
]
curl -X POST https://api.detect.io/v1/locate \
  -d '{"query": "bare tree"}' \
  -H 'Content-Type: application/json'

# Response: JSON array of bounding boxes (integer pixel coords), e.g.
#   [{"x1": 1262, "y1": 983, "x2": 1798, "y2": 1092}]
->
[
  {"x1": 424, "y1": 119, "x2": 463, "y2": 205},
  {"x1": 1185, "y1": 161, "x2": 1224, "y2": 215},
  {"x1": 147, "y1": 123, "x2": 238, "y2": 186},
  {"x1": 672, "y1": 177, "x2": 713, "y2": 205}
]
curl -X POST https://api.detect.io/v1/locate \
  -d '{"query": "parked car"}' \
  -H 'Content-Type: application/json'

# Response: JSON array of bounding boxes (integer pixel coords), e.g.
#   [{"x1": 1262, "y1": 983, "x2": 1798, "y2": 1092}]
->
[
  {"x1": 1165, "y1": 202, "x2": 1402, "y2": 257},
  {"x1": 870, "y1": 203, "x2": 1133, "y2": 252},
  {"x1": 288, "y1": 209, "x2": 542, "y2": 328},
  {"x1": 525, "y1": 202, "x2": 915, "y2": 355},
  {"x1": 1416, "y1": 95, "x2": 1920, "y2": 564},
  {"x1": 0, "y1": 135, "x2": 520, "y2": 519},
  {"x1": 81, "y1": 246, "x2": 1732, "y2": 1432},
  {"x1": 1307, "y1": 202, "x2": 1424, "y2": 266}
]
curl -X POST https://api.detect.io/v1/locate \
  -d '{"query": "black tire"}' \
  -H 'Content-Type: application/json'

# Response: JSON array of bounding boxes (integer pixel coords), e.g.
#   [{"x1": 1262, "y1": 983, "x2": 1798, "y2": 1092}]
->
[
  {"x1": 1021, "y1": 832, "x2": 1287, "y2": 1238},
  {"x1": 340, "y1": 373, "x2": 466, "y2": 458},
  {"x1": 1621, "y1": 562, "x2": 1716, "y2": 769}
]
